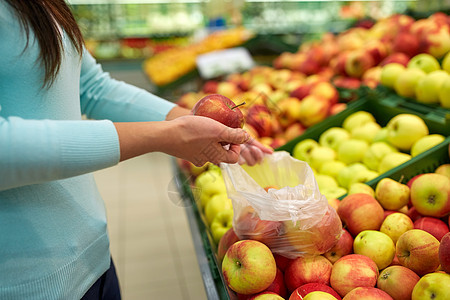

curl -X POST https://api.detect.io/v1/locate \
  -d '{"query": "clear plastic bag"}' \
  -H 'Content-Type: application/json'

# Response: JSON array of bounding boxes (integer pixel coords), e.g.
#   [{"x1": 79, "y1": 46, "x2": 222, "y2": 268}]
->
[{"x1": 220, "y1": 151, "x2": 342, "y2": 259}]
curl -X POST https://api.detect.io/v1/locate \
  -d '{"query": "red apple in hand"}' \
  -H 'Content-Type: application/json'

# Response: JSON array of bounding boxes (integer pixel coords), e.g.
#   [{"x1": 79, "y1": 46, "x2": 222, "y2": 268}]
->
[{"x1": 192, "y1": 94, "x2": 245, "y2": 128}]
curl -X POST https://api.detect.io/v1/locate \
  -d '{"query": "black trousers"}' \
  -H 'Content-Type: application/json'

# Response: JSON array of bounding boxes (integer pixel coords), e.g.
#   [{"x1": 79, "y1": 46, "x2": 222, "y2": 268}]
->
[{"x1": 81, "y1": 258, "x2": 121, "y2": 300}]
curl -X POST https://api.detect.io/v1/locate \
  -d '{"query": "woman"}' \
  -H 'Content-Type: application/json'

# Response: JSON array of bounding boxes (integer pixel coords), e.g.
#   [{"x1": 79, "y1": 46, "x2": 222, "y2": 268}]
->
[{"x1": 0, "y1": 1, "x2": 271, "y2": 299}]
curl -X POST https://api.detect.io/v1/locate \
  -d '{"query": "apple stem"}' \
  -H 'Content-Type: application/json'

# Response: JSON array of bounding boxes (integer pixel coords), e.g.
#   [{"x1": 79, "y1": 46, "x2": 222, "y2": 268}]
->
[
  {"x1": 398, "y1": 175, "x2": 405, "y2": 184},
  {"x1": 231, "y1": 102, "x2": 246, "y2": 110}
]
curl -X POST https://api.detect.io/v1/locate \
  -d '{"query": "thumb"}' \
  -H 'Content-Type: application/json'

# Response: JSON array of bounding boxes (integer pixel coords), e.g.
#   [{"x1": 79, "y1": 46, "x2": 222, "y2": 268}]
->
[{"x1": 219, "y1": 128, "x2": 250, "y2": 145}]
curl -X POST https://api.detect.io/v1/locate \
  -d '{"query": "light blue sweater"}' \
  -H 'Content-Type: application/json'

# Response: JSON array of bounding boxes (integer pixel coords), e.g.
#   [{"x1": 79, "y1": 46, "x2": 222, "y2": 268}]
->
[{"x1": 0, "y1": 2, "x2": 176, "y2": 299}]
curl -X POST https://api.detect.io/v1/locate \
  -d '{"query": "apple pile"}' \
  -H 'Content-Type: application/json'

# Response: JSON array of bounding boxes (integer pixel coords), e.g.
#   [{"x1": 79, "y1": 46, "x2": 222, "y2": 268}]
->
[
  {"x1": 380, "y1": 51, "x2": 450, "y2": 108},
  {"x1": 292, "y1": 110, "x2": 446, "y2": 201},
  {"x1": 217, "y1": 162, "x2": 450, "y2": 300}
]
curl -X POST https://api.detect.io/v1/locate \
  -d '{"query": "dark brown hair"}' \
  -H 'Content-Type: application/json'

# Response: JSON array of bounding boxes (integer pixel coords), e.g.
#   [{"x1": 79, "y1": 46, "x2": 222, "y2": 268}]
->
[{"x1": 5, "y1": 0, "x2": 84, "y2": 87}]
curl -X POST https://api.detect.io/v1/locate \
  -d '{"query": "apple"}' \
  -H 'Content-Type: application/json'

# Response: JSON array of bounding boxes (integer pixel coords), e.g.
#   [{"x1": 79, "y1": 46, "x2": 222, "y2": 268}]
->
[
  {"x1": 342, "y1": 111, "x2": 376, "y2": 132},
  {"x1": 435, "y1": 164, "x2": 450, "y2": 180},
  {"x1": 342, "y1": 287, "x2": 393, "y2": 300},
  {"x1": 337, "y1": 139, "x2": 369, "y2": 165},
  {"x1": 407, "y1": 53, "x2": 441, "y2": 74},
  {"x1": 380, "y1": 63, "x2": 406, "y2": 89},
  {"x1": 414, "y1": 217, "x2": 449, "y2": 241},
  {"x1": 375, "y1": 178, "x2": 410, "y2": 210},
  {"x1": 347, "y1": 169, "x2": 379, "y2": 187},
  {"x1": 378, "y1": 152, "x2": 412, "y2": 174},
  {"x1": 290, "y1": 83, "x2": 312, "y2": 101},
  {"x1": 330, "y1": 254, "x2": 379, "y2": 297},
  {"x1": 217, "y1": 228, "x2": 240, "y2": 263},
  {"x1": 439, "y1": 76, "x2": 450, "y2": 108},
  {"x1": 415, "y1": 70, "x2": 449, "y2": 104},
  {"x1": 407, "y1": 206, "x2": 423, "y2": 222},
  {"x1": 324, "y1": 229, "x2": 353, "y2": 264},
  {"x1": 239, "y1": 268, "x2": 287, "y2": 300},
  {"x1": 396, "y1": 229, "x2": 440, "y2": 276},
  {"x1": 192, "y1": 94, "x2": 245, "y2": 128},
  {"x1": 392, "y1": 32, "x2": 420, "y2": 58},
  {"x1": 380, "y1": 53, "x2": 410, "y2": 67},
  {"x1": 345, "y1": 50, "x2": 376, "y2": 78},
  {"x1": 292, "y1": 139, "x2": 319, "y2": 164},
  {"x1": 303, "y1": 291, "x2": 338, "y2": 300},
  {"x1": 353, "y1": 230, "x2": 395, "y2": 270},
  {"x1": 248, "y1": 292, "x2": 284, "y2": 300},
  {"x1": 328, "y1": 197, "x2": 342, "y2": 211},
  {"x1": 372, "y1": 127, "x2": 389, "y2": 143},
  {"x1": 350, "y1": 122, "x2": 381, "y2": 143},
  {"x1": 204, "y1": 193, "x2": 232, "y2": 225},
  {"x1": 298, "y1": 95, "x2": 330, "y2": 127},
  {"x1": 283, "y1": 205, "x2": 342, "y2": 256},
  {"x1": 309, "y1": 147, "x2": 337, "y2": 171},
  {"x1": 411, "y1": 272, "x2": 450, "y2": 300},
  {"x1": 362, "y1": 66, "x2": 382, "y2": 89},
  {"x1": 284, "y1": 255, "x2": 333, "y2": 292},
  {"x1": 246, "y1": 105, "x2": 274, "y2": 138},
  {"x1": 348, "y1": 182, "x2": 374, "y2": 197},
  {"x1": 193, "y1": 169, "x2": 227, "y2": 208},
  {"x1": 386, "y1": 114, "x2": 429, "y2": 151},
  {"x1": 363, "y1": 142, "x2": 398, "y2": 172},
  {"x1": 310, "y1": 81, "x2": 339, "y2": 105},
  {"x1": 289, "y1": 283, "x2": 342, "y2": 300},
  {"x1": 394, "y1": 68, "x2": 426, "y2": 98},
  {"x1": 315, "y1": 174, "x2": 338, "y2": 190},
  {"x1": 222, "y1": 240, "x2": 277, "y2": 295},
  {"x1": 419, "y1": 23, "x2": 450, "y2": 59},
  {"x1": 439, "y1": 232, "x2": 450, "y2": 273},
  {"x1": 337, "y1": 193, "x2": 385, "y2": 236},
  {"x1": 273, "y1": 254, "x2": 290, "y2": 272},
  {"x1": 284, "y1": 123, "x2": 305, "y2": 142},
  {"x1": 319, "y1": 127, "x2": 351, "y2": 151},
  {"x1": 211, "y1": 209, "x2": 234, "y2": 244},
  {"x1": 411, "y1": 134, "x2": 446, "y2": 157},
  {"x1": 337, "y1": 163, "x2": 368, "y2": 189},
  {"x1": 410, "y1": 173, "x2": 450, "y2": 218},
  {"x1": 377, "y1": 265, "x2": 420, "y2": 300},
  {"x1": 380, "y1": 212, "x2": 414, "y2": 244},
  {"x1": 321, "y1": 187, "x2": 347, "y2": 202},
  {"x1": 319, "y1": 160, "x2": 347, "y2": 180}
]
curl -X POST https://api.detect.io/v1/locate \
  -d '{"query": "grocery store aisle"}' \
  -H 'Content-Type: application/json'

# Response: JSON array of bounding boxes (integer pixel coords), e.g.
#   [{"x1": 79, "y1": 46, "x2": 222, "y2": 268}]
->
[{"x1": 93, "y1": 153, "x2": 207, "y2": 300}]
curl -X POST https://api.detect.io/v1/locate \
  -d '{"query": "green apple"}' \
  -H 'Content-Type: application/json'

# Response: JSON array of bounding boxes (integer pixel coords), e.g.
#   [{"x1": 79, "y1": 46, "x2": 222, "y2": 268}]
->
[
  {"x1": 319, "y1": 160, "x2": 347, "y2": 179},
  {"x1": 415, "y1": 70, "x2": 449, "y2": 104},
  {"x1": 378, "y1": 152, "x2": 411, "y2": 174},
  {"x1": 411, "y1": 134, "x2": 445, "y2": 157},
  {"x1": 407, "y1": 53, "x2": 441, "y2": 74},
  {"x1": 211, "y1": 209, "x2": 234, "y2": 244},
  {"x1": 380, "y1": 212, "x2": 414, "y2": 244},
  {"x1": 293, "y1": 139, "x2": 319, "y2": 163},
  {"x1": 204, "y1": 193, "x2": 232, "y2": 225},
  {"x1": 222, "y1": 240, "x2": 277, "y2": 295},
  {"x1": 350, "y1": 122, "x2": 381, "y2": 143},
  {"x1": 394, "y1": 68, "x2": 426, "y2": 98},
  {"x1": 319, "y1": 127, "x2": 351, "y2": 150},
  {"x1": 442, "y1": 51, "x2": 450, "y2": 73},
  {"x1": 410, "y1": 173, "x2": 450, "y2": 218},
  {"x1": 375, "y1": 178, "x2": 410, "y2": 210},
  {"x1": 309, "y1": 146, "x2": 337, "y2": 171},
  {"x1": 380, "y1": 63, "x2": 406, "y2": 89},
  {"x1": 342, "y1": 111, "x2": 376, "y2": 132},
  {"x1": 316, "y1": 174, "x2": 339, "y2": 190},
  {"x1": 337, "y1": 163, "x2": 368, "y2": 189},
  {"x1": 348, "y1": 169, "x2": 379, "y2": 186},
  {"x1": 348, "y1": 182, "x2": 375, "y2": 197},
  {"x1": 439, "y1": 75, "x2": 450, "y2": 108},
  {"x1": 337, "y1": 139, "x2": 369, "y2": 165},
  {"x1": 386, "y1": 114, "x2": 429, "y2": 151},
  {"x1": 411, "y1": 272, "x2": 450, "y2": 300},
  {"x1": 354, "y1": 230, "x2": 396, "y2": 269},
  {"x1": 321, "y1": 186, "x2": 347, "y2": 201},
  {"x1": 194, "y1": 169, "x2": 227, "y2": 208},
  {"x1": 372, "y1": 127, "x2": 389, "y2": 143},
  {"x1": 363, "y1": 142, "x2": 398, "y2": 171}
]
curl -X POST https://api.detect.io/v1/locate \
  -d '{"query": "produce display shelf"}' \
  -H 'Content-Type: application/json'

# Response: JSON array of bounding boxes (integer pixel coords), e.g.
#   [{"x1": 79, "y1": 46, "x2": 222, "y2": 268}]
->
[{"x1": 171, "y1": 159, "x2": 231, "y2": 300}]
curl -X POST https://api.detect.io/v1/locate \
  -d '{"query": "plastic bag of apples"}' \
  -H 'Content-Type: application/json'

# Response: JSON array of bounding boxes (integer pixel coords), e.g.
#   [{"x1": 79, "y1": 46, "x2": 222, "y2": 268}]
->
[{"x1": 220, "y1": 151, "x2": 342, "y2": 259}]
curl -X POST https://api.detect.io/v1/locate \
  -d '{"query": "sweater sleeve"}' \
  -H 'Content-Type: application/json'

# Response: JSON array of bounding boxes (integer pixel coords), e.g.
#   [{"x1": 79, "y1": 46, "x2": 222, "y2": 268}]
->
[
  {"x1": 0, "y1": 116, "x2": 120, "y2": 191},
  {"x1": 80, "y1": 49, "x2": 176, "y2": 122}
]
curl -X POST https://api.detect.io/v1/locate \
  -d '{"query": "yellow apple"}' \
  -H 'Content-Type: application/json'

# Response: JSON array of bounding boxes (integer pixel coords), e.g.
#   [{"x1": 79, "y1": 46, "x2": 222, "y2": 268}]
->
[
  {"x1": 337, "y1": 139, "x2": 369, "y2": 165},
  {"x1": 348, "y1": 182, "x2": 375, "y2": 197},
  {"x1": 375, "y1": 178, "x2": 410, "y2": 210},
  {"x1": 350, "y1": 122, "x2": 382, "y2": 143},
  {"x1": 204, "y1": 193, "x2": 232, "y2": 225},
  {"x1": 394, "y1": 68, "x2": 426, "y2": 98},
  {"x1": 380, "y1": 63, "x2": 406, "y2": 89},
  {"x1": 378, "y1": 152, "x2": 412, "y2": 174},
  {"x1": 386, "y1": 114, "x2": 429, "y2": 151},
  {"x1": 319, "y1": 160, "x2": 347, "y2": 179},
  {"x1": 342, "y1": 111, "x2": 376, "y2": 132},
  {"x1": 439, "y1": 75, "x2": 450, "y2": 108},
  {"x1": 415, "y1": 70, "x2": 449, "y2": 104},
  {"x1": 380, "y1": 212, "x2": 414, "y2": 244},
  {"x1": 354, "y1": 230, "x2": 396, "y2": 269},
  {"x1": 407, "y1": 53, "x2": 441, "y2": 74},
  {"x1": 411, "y1": 134, "x2": 446, "y2": 157},
  {"x1": 363, "y1": 142, "x2": 398, "y2": 171}
]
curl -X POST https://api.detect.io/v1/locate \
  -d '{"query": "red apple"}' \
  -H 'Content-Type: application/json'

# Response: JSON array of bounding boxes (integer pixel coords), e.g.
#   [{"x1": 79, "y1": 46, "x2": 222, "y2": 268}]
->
[
  {"x1": 298, "y1": 95, "x2": 330, "y2": 127},
  {"x1": 245, "y1": 105, "x2": 274, "y2": 138},
  {"x1": 290, "y1": 84, "x2": 312, "y2": 101},
  {"x1": 345, "y1": 50, "x2": 376, "y2": 78},
  {"x1": 203, "y1": 80, "x2": 219, "y2": 94},
  {"x1": 289, "y1": 283, "x2": 342, "y2": 300},
  {"x1": 414, "y1": 217, "x2": 449, "y2": 241},
  {"x1": 392, "y1": 32, "x2": 420, "y2": 58},
  {"x1": 365, "y1": 40, "x2": 389, "y2": 65},
  {"x1": 410, "y1": 173, "x2": 450, "y2": 218},
  {"x1": 273, "y1": 254, "x2": 290, "y2": 272},
  {"x1": 283, "y1": 123, "x2": 305, "y2": 142},
  {"x1": 237, "y1": 268, "x2": 287, "y2": 300},
  {"x1": 330, "y1": 52, "x2": 350, "y2": 76},
  {"x1": 217, "y1": 227, "x2": 240, "y2": 263},
  {"x1": 380, "y1": 53, "x2": 410, "y2": 67},
  {"x1": 377, "y1": 265, "x2": 420, "y2": 300},
  {"x1": 330, "y1": 103, "x2": 347, "y2": 116},
  {"x1": 284, "y1": 255, "x2": 333, "y2": 292},
  {"x1": 217, "y1": 81, "x2": 241, "y2": 99},
  {"x1": 324, "y1": 229, "x2": 353, "y2": 264},
  {"x1": 407, "y1": 206, "x2": 423, "y2": 222},
  {"x1": 330, "y1": 254, "x2": 379, "y2": 297},
  {"x1": 342, "y1": 287, "x2": 393, "y2": 300},
  {"x1": 192, "y1": 94, "x2": 245, "y2": 128},
  {"x1": 332, "y1": 76, "x2": 362, "y2": 90},
  {"x1": 222, "y1": 240, "x2": 277, "y2": 295},
  {"x1": 396, "y1": 229, "x2": 440, "y2": 276},
  {"x1": 337, "y1": 193, "x2": 385, "y2": 237},
  {"x1": 439, "y1": 232, "x2": 450, "y2": 273},
  {"x1": 310, "y1": 81, "x2": 339, "y2": 105}
]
